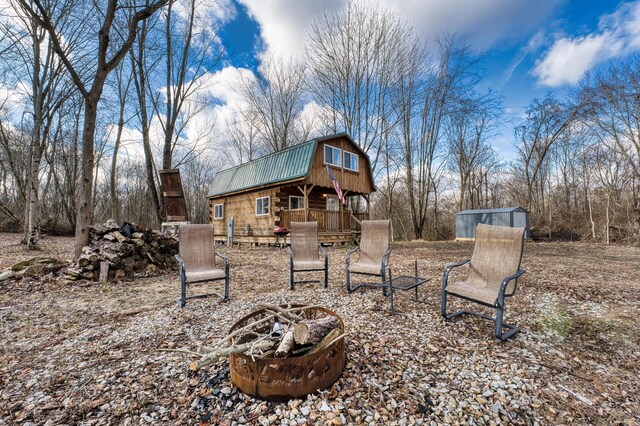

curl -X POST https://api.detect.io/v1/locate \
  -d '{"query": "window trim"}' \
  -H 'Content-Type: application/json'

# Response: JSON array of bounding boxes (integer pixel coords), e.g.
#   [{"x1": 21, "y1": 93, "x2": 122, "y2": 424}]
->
[
  {"x1": 255, "y1": 196, "x2": 270, "y2": 216},
  {"x1": 343, "y1": 150, "x2": 359, "y2": 172},
  {"x1": 289, "y1": 195, "x2": 305, "y2": 210},
  {"x1": 324, "y1": 144, "x2": 342, "y2": 167},
  {"x1": 213, "y1": 203, "x2": 224, "y2": 220}
]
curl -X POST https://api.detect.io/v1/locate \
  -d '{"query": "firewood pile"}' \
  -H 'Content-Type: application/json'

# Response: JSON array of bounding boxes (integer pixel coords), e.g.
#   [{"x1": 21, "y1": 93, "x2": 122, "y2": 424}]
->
[
  {"x1": 185, "y1": 304, "x2": 345, "y2": 371},
  {"x1": 63, "y1": 220, "x2": 178, "y2": 282}
]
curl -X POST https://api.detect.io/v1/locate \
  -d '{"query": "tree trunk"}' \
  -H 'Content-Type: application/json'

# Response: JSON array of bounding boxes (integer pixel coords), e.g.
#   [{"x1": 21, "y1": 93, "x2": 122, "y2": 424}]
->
[{"x1": 74, "y1": 92, "x2": 100, "y2": 257}]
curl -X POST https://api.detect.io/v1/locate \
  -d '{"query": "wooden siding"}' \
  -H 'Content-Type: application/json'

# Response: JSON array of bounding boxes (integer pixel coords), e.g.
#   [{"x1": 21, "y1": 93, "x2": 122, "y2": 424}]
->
[
  {"x1": 301, "y1": 135, "x2": 375, "y2": 195},
  {"x1": 208, "y1": 188, "x2": 278, "y2": 237}
]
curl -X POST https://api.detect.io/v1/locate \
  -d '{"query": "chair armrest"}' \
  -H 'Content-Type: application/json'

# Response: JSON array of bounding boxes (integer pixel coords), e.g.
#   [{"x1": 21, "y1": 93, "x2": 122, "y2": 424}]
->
[
  {"x1": 499, "y1": 269, "x2": 526, "y2": 296},
  {"x1": 175, "y1": 254, "x2": 186, "y2": 281},
  {"x1": 381, "y1": 247, "x2": 393, "y2": 268},
  {"x1": 215, "y1": 252, "x2": 228, "y2": 267},
  {"x1": 346, "y1": 247, "x2": 359, "y2": 264},
  {"x1": 442, "y1": 259, "x2": 470, "y2": 289},
  {"x1": 382, "y1": 247, "x2": 392, "y2": 261}
]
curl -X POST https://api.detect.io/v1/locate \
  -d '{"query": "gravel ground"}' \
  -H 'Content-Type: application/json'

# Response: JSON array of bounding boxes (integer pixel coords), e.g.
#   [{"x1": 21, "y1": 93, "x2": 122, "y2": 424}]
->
[{"x1": 0, "y1": 233, "x2": 639, "y2": 425}]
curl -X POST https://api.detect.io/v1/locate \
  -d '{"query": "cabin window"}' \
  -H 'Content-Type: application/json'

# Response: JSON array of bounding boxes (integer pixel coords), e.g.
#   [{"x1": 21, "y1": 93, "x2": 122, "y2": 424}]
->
[
  {"x1": 213, "y1": 204, "x2": 224, "y2": 219},
  {"x1": 324, "y1": 144, "x2": 342, "y2": 167},
  {"x1": 289, "y1": 196, "x2": 305, "y2": 210},
  {"x1": 343, "y1": 151, "x2": 359, "y2": 172},
  {"x1": 256, "y1": 196, "x2": 270, "y2": 216}
]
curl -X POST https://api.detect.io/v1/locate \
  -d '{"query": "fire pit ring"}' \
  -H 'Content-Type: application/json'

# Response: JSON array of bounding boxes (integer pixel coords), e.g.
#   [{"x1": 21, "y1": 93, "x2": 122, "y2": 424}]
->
[{"x1": 228, "y1": 305, "x2": 345, "y2": 401}]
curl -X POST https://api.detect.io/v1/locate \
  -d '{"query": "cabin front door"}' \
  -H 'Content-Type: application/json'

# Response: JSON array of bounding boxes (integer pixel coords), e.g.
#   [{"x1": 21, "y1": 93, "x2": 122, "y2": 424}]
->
[{"x1": 326, "y1": 196, "x2": 340, "y2": 231}]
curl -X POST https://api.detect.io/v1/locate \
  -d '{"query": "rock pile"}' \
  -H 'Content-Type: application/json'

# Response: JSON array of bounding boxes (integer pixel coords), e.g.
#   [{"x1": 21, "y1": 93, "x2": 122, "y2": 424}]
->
[{"x1": 63, "y1": 220, "x2": 178, "y2": 282}]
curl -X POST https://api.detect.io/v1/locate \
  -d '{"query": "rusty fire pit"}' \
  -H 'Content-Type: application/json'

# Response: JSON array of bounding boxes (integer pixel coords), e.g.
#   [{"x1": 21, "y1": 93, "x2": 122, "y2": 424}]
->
[{"x1": 228, "y1": 305, "x2": 346, "y2": 401}]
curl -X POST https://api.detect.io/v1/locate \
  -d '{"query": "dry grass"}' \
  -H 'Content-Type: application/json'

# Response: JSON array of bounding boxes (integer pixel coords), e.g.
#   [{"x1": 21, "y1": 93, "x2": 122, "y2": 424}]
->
[{"x1": 0, "y1": 233, "x2": 639, "y2": 425}]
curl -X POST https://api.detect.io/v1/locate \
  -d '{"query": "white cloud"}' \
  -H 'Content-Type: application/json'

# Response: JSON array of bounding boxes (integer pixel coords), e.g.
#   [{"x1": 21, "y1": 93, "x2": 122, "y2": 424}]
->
[
  {"x1": 171, "y1": 0, "x2": 237, "y2": 44},
  {"x1": 533, "y1": 1, "x2": 640, "y2": 87},
  {"x1": 238, "y1": 0, "x2": 345, "y2": 60},
  {"x1": 238, "y1": 0, "x2": 561, "y2": 60}
]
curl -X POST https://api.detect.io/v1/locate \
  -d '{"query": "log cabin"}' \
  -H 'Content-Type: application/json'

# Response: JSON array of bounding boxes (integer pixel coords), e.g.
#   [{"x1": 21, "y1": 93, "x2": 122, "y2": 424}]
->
[{"x1": 207, "y1": 133, "x2": 375, "y2": 244}]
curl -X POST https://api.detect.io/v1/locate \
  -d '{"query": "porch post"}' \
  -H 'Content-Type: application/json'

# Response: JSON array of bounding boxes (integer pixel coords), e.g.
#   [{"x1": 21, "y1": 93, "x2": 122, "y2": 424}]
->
[
  {"x1": 340, "y1": 192, "x2": 344, "y2": 231},
  {"x1": 303, "y1": 184, "x2": 308, "y2": 221},
  {"x1": 365, "y1": 194, "x2": 371, "y2": 218}
]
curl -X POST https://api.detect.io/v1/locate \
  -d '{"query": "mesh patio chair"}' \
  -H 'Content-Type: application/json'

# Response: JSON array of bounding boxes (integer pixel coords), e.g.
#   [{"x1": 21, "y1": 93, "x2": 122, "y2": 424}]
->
[
  {"x1": 175, "y1": 224, "x2": 229, "y2": 307},
  {"x1": 288, "y1": 221, "x2": 328, "y2": 290},
  {"x1": 441, "y1": 224, "x2": 526, "y2": 341},
  {"x1": 346, "y1": 220, "x2": 392, "y2": 293}
]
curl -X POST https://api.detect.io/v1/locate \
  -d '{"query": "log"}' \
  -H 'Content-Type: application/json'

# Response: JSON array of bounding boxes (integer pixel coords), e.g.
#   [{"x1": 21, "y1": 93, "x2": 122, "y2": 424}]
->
[
  {"x1": 274, "y1": 328, "x2": 295, "y2": 358},
  {"x1": 293, "y1": 316, "x2": 340, "y2": 345},
  {"x1": 307, "y1": 328, "x2": 341, "y2": 355},
  {"x1": 112, "y1": 231, "x2": 127, "y2": 243},
  {"x1": 99, "y1": 261, "x2": 109, "y2": 282},
  {"x1": 189, "y1": 338, "x2": 277, "y2": 371}
]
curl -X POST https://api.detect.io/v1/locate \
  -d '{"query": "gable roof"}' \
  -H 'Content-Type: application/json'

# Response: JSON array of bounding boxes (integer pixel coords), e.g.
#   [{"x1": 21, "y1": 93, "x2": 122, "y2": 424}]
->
[
  {"x1": 208, "y1": 139, "x2": 316, "y2": 198},
  {"x1": 457, "y1": 207, "x2": 527, "y2": 215}
]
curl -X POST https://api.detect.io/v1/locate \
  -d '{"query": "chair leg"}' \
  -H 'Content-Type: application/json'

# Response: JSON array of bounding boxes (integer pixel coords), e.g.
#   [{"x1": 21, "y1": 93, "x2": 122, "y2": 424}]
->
[
  {"x1": 324, "y1": 258, "x2": 328, "y2": 288},
  {"x1": 346, "y1": 265, "x2": 352, "y2": 293},
  {"x1": 495, "y1": 301, "x2": 520, "y2": 341},
  {"x1": 223, "y1": 265, "x2": 229, "y2": 302},
  {"x1": 441, "y1": 291, "x2": 448, "y2": 319},
  {"x1": 290, "y1": 260, "x2": 295, "y2": 290},
  {"x1": 381, "y1": 269, "x2": 387, "y2": 297},
  {"x1": 180, "y1": 276, "x2": 187, "y2": 308}
]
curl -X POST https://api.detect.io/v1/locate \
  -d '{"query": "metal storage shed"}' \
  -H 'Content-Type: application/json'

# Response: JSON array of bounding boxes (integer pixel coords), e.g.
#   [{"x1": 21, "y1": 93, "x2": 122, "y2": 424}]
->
[{"x1": 455, "y1": 207, "x2": 530, "y2": 240}]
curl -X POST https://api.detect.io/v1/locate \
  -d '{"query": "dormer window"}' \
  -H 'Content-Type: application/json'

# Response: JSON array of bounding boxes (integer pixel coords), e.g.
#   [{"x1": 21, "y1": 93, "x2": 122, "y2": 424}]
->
[
  {"x1": 343, "y1": 151, "x2": 359, "y2": 172},
  {"x1": 324, "y1": 144, "x2": 342, "y2": 167}
]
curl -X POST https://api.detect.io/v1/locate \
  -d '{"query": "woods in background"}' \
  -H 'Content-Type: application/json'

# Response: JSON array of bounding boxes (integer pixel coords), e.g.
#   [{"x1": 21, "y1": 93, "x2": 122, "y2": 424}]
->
[{"x1": 0, "y1": 1, "x2": 639, "y2": 247}]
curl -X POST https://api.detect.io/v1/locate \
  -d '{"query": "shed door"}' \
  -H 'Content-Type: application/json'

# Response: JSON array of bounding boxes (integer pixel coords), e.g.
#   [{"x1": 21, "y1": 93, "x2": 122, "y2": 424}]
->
[
  {"x1": 513, "y1": 212, "x2": 527, "y2": 229},
  {"x1": 159, "y1": 169, "x2": 189, "y2": 222}
]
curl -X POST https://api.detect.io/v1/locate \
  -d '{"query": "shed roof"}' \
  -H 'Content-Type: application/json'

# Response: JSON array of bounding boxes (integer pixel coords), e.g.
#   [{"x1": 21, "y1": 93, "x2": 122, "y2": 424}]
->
[{"x1": 457, "y1": 207, "x2": 527, "y2": 215}]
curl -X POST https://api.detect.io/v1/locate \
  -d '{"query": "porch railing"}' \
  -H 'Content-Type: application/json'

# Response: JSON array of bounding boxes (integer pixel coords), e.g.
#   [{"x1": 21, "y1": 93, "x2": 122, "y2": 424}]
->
[{"x1": 279, "y1": 208, "x2": 368, "y2": 232}]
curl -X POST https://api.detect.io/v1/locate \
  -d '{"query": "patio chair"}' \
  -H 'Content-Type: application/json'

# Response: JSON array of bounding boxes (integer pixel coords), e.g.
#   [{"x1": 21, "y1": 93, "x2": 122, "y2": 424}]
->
[
  {"x1": 346, "y1": 220, "x2": 392, "y2": 293},
  {"x1": 175, "y1": 224, "x2": 229, "y2": 307},
  {"x1": 441, "y1": 224, "x2": 526, "y2": 341},
  {"x1": 288, "y1": 221, "x2": 328, "y2": 290}
]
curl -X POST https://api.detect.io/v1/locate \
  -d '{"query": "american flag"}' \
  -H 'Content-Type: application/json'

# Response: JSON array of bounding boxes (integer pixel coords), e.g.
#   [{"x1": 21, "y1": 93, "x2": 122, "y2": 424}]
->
[{"x1": 326, "y1": 165, "x2": 347, "y2": 206}]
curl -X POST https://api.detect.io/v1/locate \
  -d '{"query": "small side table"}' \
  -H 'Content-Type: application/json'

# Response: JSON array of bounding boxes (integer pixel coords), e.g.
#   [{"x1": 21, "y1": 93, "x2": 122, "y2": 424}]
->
[{"x1": 382, "y1": 261, "x2": 429, "y2": 314}]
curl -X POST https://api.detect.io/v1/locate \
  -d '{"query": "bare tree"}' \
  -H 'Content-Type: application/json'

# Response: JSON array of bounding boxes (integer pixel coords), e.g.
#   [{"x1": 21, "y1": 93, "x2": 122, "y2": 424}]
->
[
  {"x1": 582, "y1": 56, "x2": 640, "y2": 232},
  {"x1": 447, "y1": 92, "x2": 502, "y2": 211},
  {"x1": 238, "y1": 55, "x2": 311, "y2": 153},
  {"x1": 400, "y1": 36, "x2": 479, "y2": 239},
  {"x1": 17, "y1": 0, "x2": 169, "y2": 256},
  {"x1": 108, "y1": 61, "x2": 133, "y2": 223},
  {"x1": 129, "y1": 14, "x2": 164, "y2": 226},
  {"x1": 514, "y1": 94, "x2": 583, "y2": 215},
  {"x1": 306, "y1": 1, "x2": 409, "y2": 170},
  {"x1": 154, "y1": 0, "x2": 224, "y2": 167},
  {"x1": 2, "y1": 1, "x2": 70, "y2": 246},
  {"x1": 225, "y1": 116, "x2": 262, "y2": 165}
]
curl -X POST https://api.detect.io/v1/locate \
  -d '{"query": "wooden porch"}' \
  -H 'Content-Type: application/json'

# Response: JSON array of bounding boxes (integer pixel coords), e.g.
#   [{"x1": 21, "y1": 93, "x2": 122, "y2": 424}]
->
[{"x1": 279, "y1": 208, "x2": 368, "y2": 232}]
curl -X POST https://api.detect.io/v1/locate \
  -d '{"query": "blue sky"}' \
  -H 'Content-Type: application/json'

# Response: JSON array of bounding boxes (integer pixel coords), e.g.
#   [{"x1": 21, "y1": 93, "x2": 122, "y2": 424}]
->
[{"x1": 209, "y1": 0, "x2": 640, "y2": 160}]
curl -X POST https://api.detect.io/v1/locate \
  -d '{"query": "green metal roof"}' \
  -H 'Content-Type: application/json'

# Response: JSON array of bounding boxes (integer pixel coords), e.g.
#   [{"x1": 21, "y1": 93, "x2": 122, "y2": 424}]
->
[{"x1": 208, "y1": 139, "x2": 317, "y2": 198}]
